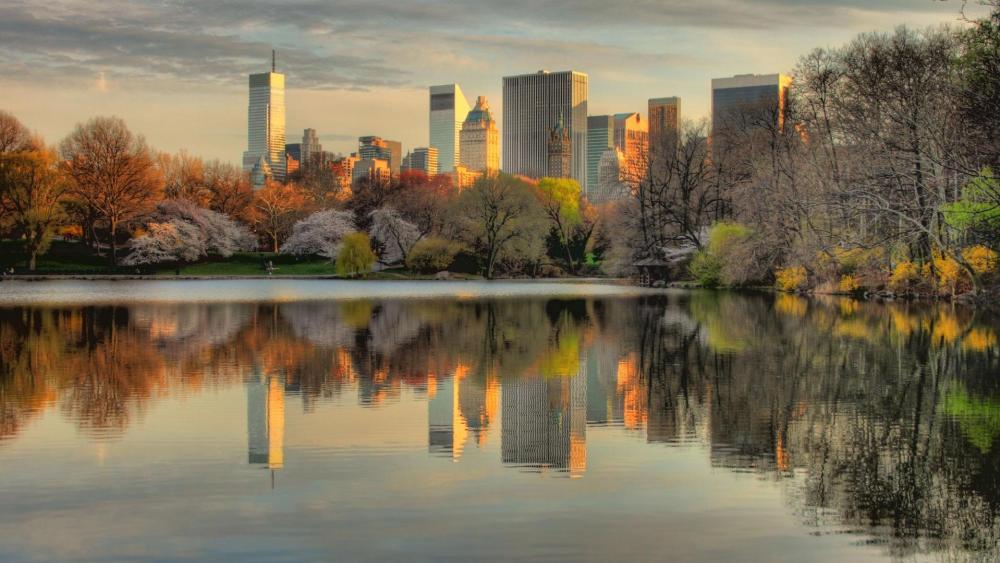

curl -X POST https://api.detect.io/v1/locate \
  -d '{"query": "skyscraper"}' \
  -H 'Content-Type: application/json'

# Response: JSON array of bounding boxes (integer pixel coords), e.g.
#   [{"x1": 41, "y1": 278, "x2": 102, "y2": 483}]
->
[
  {"x1": 547, "y1": 113, "x2": 572, "y2": 178},
  {"x1": 503, "y1": 70, "x2": 588, "y2": 183},
  {"x1": 402, "y1": 146, "x2": 439, "y2": 175},
  {"x1": 614, "y1": 112, "x2": 648, "y2": 185},
  {"x1": 429, "y1": 84, "x2": 471, "y2": 173},
  {"x1": 587, "y1": 115, "x2": 615, "y2": 199},
  {"x1": 711, "y1": 74, "x2": 791, "y2": 137},
  {"x1": 301, "y1": 128, "x2": 322, "y2": 166},
  {"x1": 648, "y1": 97, "x2": 681, "y2": 157},
  {"x1": 358, "y1": 136, "x2": 402, "y2": 176},
  {"x1": 460, "y1": 96, "x2": 499, "y2": 173},
  {"x1": 242, "y1": 53, "x2": 286, "y2": 188}
]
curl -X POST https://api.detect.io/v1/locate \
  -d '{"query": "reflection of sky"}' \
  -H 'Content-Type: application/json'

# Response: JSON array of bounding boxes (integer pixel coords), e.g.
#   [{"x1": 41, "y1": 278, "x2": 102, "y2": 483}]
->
[{"x1": 0, "y1": 379, "x2": 887, "y2": 562}]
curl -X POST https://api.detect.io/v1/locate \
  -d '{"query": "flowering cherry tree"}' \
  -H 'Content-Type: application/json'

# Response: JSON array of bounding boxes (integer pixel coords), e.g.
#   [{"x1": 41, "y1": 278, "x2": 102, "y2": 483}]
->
[
  {"x1": 280, "y1": 209, "x2": 356, "y2": 258},
  {"x1": 123, "y1": 199, "x2": 255, "y2": 265},
  {"x1": 369, "y1": 207, "x2": 420, "y2": 265}
]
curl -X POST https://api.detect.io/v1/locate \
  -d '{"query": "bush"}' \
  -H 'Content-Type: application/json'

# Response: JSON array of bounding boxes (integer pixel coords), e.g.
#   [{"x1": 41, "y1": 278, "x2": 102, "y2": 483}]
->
[
  {"x1": 688, "y1": 221, "x2": 757, "y2": 287},
  {"x1": 689, "y1": 251, "x2": 723, "y2": 287},
  {"x1": 405, "y1": 238, "x2": 463, "y2": 273},
  {"x1": 888, "y1": 260, "x2": 921, "y2": 292},
  {"x1": 963, "y1": 245, "x2": 998, "y2": 275},
  {"x1": 775, "y1": 266, "x2": 807, "y2": 291},
  {"x1": 336, "y1": 232, "x2": 376, "y2": 277},
  {"x1": 838, "y1": 274, "x2": 861, "y2": 293}
]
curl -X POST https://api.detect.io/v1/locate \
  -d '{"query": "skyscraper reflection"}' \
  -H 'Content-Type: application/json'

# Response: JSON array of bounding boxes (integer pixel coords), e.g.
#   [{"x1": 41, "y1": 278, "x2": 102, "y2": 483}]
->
[
  {"x1": 501, "y1": 360, "x2": 587, "y2": 477},
  {"x1": 247, "y1": 370, "x2": 285, "y2": 472}
]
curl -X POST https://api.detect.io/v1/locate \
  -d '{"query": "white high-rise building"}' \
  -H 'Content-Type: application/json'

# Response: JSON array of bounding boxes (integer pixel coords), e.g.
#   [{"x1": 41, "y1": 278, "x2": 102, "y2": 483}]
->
[
  {"x1": 243, "y1": 54, "x2": 286, "y2": 188},
  {"x1": 503, "y1": 70, "x2": 588, "y2": 185},
  {"x1": 429, "y1": 84, "x2": 470, "y2": 173}
]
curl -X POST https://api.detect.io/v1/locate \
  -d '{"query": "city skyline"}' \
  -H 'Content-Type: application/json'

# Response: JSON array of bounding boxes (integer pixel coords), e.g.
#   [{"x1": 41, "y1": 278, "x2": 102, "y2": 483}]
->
[{"x1": 1, "y1": 1, "x2": 986, "y2": 165}]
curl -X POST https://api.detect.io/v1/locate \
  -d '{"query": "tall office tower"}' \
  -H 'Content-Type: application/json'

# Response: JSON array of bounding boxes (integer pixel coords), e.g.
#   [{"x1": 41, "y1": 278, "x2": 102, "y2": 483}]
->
[
  {"x1": 301, "y1": 128, "x2": 322, "y2": 166},
  {"x1": 547, "y1": 113, "x2": 572, "y2": 178},
  {"x1": 594, "y1": 148, "x2": 627, "y2": 204},
  {"x1": 711, "y1": 74, "x2": 791, "y2": 138},
  {"x1": 648, "y1": 97, "x2": 681, "y2": 158},
  {"x1": 503, "y1": 70, "x2": 588, "y2": 183},
  {"x1": 429, "y1": 84, "x2": 471, "y2": 173},
  {"x1": 351, "y1": 158, "x2": 391, "y2": 186},
  {"x1": 614, "y1": 112, "x2": 648, "y2": 185},
  {"x1": 587, "y1": 115, "x2": 615, "y2": 199},
  {"x1": 358, "y1": 136, "x2": 403, "y2": 176},
  {"x1": 459, "y1": 96, "x2": 500, "y2": 173},
  {"x1": 401, "y1": 146, "x2": 439, "y2": 175},
  {"x1": 242, "y1": 53, "x2": 286, "y2": 188}
]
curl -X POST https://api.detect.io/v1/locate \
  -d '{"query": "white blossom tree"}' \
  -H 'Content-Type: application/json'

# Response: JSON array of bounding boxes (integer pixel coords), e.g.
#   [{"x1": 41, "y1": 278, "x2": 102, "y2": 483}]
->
[
  {"x1": 369, "y1": 207, "x2": 421, "y2": 265},
  {"x1": 152, "y1": 199, "x2": 255, "y2": 256},
  {"x1": 123, "y1": 220, "x2": 206, "y2": 265},
  {"x1": 280, "y1": 209, "x2": 356, "y2": 258}
]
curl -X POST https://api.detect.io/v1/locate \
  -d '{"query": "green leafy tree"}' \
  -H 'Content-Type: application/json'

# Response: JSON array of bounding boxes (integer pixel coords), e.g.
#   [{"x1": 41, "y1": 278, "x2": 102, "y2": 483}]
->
[
  {"x1": 336, "y1": 232, "x2": 376, "y2": 277},
  {"x1": 452, "y1": 174, "x2": 545, "y2": 279},
  {"x1": 537, "y1": 177, "x2": 583, "y2": 273}
]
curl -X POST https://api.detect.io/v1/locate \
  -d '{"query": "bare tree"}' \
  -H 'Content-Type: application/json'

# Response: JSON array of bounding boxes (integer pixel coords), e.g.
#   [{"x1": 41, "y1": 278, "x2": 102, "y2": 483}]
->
[{"x1": 60, "y1": 116, "x2": 161, "y2": 264}]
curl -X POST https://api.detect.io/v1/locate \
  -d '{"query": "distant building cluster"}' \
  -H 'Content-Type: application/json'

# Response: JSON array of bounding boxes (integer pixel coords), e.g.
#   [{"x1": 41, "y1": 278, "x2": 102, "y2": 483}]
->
[{"x1": 241, "y1": 52, "x2": 790, "y2": 202}]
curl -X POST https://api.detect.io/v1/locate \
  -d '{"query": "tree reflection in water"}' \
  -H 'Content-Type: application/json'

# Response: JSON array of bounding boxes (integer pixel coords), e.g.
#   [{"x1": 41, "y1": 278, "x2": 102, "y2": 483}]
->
[{"x1": 1, "y1": 292, "x2": 998, "y2": 559}]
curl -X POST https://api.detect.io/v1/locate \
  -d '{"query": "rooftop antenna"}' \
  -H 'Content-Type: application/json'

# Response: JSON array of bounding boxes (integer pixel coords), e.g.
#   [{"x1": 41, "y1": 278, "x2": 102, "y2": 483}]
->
[{"x1": 271, "y1": 49, "x2": 276, "y2": 72}]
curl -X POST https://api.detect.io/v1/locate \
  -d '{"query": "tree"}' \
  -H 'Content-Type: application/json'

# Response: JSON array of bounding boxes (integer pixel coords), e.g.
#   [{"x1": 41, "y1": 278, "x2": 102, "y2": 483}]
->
[
  {"x1": 336, "y1": 232, "x2": 376, "y2": 277},
  {"x1": 159, "y1": 151, "x2": 209, "y2": 206},
  {"x1": 0, "y1": 111, "x2": 33, "y2": 154},
  {"x1": 280, "y1": 209, "x2": 356, "y2": 258},
  {"x1": 537, "y1": 177, "x2": 584, "y2": 273},
  {"x1": 147, "y1": 199, "x2": 255, "y2": 257},
  {"x1": 60, "y1": 116, "x2": 161, "y2": 264},
  {"x1": 392, "y1": 171, "x2": 457, "y2": 236},
  {"x1": 0, "y1": 148, "x2": 67, "y2": 270},
  {"x1": 369, "y1": 207, "x2": 421, "y2": 264},
  {"x1": 452, "y1": 174, "x2": 546, "y2": 279},
  {"x1": 123, "y1": 220, "x2": 206, "y2": 266},
  {"x1": 203, "y1": 160, "x2": 253, "y2": 219},
  {"x1": 249, "y1": 182, "x2": 309, "y2": 252}
]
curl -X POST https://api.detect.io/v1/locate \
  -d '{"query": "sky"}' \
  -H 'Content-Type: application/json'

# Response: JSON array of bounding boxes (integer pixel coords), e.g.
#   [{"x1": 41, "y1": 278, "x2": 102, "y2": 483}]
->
[{"x1": 0, "y1": 0, "x2": 988, "y2": 164}]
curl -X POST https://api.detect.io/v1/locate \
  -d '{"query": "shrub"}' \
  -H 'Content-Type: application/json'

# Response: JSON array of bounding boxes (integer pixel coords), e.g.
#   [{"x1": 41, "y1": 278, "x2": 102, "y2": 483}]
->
[
  {"x1": 888, "y1": 260, "x2": 921, "y2": 292},
  {"x1": 775, "y1": 266, "x2": 807, "y2": 291},
  {"x1": 336, "y1": 232, "x2": 376, "y2": 277},
  {"x1": 838, "y1": 274, "x2": 861, "y2": 293},
  {"x1": 405, "y1": 238, "x2": 463, "y2": 273},
  {"x1": 962, "y1": 245, "x2": 998, "y2": 275},
  {"x1": 689, "y1": 251, "x2": 723, "y2": 287},
  {"x1": 931, "y1": 253, "x2": 963, "y2": 294}
]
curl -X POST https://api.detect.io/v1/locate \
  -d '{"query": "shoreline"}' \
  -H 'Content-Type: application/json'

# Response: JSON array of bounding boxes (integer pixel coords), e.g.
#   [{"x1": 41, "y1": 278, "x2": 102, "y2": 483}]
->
[{"x1": 0, "y1": 274, "x2": 632, "y2": 284}]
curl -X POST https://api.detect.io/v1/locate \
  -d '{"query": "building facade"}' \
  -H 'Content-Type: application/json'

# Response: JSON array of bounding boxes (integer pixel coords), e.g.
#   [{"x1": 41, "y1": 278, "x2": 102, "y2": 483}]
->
[
  {"x1": 352, "y1": 158, "x2": 391, "y2": 186},
  {"x1": 358, "y1": 136, "x2": 402, "y2": 176},
  {"x1": 594, "y1": 148, "x2": 627, "y2": 204},
  {"x1": 711, "y1": 74, "x2": 791, "y2": 137},
  {"x1": 502, "y1": 70, "x2": 588, "y2": 184},
  {"x1": 242, "y1": 66, "x2": 286, "y2": 188},
  {"x1": 301, "y1": 128, "x2": 322, "y2": 166},
  {"x1": 429, "y1": 84, "x2": 471, "y2": 174},
  {"x1": 648, "y1": 97, "x2": 681, "y2": 158},
  {"x1": 614, "y1": 112, "x2": 648, "y2": 185},
  {"x1": 547, "y1": 113, "x2": 572, "y2": 178},
  {"x1": 402, "y1": 146, "x2": 439, "y2": 176},
  {"x1": 587, "y1": 115, "x2": 615, "y2": 200},
  {"x1": 459, "y1": 96, "x2": 499, "y2": 173}
]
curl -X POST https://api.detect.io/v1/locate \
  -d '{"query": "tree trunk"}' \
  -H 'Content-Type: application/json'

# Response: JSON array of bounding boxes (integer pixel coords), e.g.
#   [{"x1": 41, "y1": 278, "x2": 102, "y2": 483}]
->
[{"x1": 110, "y1": 219, "x2": 118, "y2": 265}]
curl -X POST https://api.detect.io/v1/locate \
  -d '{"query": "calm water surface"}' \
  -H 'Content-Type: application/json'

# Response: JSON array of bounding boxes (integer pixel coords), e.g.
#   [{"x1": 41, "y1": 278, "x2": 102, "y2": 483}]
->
[{"x1": 1, "y1": 281, "x2": 998, "y2": 562}]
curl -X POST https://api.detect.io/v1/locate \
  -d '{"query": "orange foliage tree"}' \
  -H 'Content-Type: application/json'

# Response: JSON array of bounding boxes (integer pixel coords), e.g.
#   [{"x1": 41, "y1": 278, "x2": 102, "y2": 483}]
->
[{"x1": 249, "y1": 181, "x2": 309, "y2": 252}]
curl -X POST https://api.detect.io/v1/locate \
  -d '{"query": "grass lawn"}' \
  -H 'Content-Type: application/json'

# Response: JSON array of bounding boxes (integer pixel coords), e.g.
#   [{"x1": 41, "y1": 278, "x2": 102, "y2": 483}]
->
[{"x1": 1, "y1": 240, "x2": 484, "y2": 279}]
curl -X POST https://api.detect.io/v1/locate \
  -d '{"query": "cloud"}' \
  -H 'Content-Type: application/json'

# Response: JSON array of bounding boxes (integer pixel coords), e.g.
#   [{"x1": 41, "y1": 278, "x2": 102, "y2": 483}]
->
[{"x1": 0, "y1": 0, "x2": 972, "y2": 93}]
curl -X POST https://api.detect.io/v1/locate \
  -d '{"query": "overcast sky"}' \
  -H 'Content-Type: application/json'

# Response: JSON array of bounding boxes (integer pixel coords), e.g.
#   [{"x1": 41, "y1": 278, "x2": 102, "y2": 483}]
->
[{"x1": 0, "y1": 0, "x2": 986, "y2": 163}]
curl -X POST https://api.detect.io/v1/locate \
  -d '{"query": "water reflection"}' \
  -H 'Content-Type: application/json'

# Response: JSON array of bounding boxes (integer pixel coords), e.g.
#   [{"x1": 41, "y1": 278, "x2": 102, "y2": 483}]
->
[{"x1": 1, "y1": 290, "x2": 999, "y2": 560}]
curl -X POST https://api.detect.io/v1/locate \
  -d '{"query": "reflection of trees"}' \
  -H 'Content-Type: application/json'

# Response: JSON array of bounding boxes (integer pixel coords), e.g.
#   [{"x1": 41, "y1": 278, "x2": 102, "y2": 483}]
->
[{"x1": 625, "y1": 292, "x2": 1000, "y2": 560}]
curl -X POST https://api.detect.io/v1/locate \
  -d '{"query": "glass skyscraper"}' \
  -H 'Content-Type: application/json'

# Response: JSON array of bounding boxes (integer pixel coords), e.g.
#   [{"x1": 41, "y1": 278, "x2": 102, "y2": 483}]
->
[
  {"x1": 242, "y1": 66, "x2": 286, "y2": 187},
  {"x1": 711, "y1": 74, "x2": 791, "y2": 136},
  {"x1": 502, "y1": 70, "x2": 588, "y2": 184},
  {"x1": 429, "y1": 84, "x2": 471, "y2": 174},
  {"x1": 587, "y1": 115, "x2": 614, "y2": 198}
]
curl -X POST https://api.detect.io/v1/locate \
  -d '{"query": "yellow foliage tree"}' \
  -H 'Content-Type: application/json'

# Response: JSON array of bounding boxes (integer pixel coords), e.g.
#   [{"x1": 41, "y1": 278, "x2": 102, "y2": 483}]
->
[{"x1": 775, "y1": 266, "x2": 807, "y2": 291}]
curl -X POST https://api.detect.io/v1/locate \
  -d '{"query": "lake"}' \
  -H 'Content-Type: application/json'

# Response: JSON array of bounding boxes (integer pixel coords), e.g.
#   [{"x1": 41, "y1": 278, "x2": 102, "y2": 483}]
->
[{"x1": 1, "y1": 280, "x2": 998, "y2": 562}]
